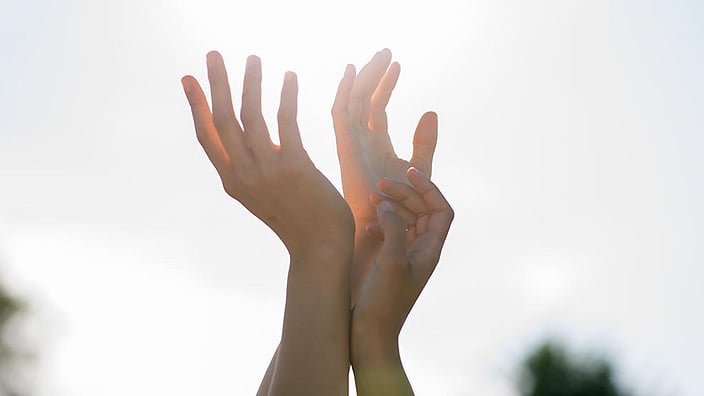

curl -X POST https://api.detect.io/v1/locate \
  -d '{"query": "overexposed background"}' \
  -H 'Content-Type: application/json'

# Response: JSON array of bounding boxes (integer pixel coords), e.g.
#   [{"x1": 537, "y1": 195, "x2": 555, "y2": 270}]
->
[{"x1": 1, "y1": 0, "x2": 702, "y2": 395}]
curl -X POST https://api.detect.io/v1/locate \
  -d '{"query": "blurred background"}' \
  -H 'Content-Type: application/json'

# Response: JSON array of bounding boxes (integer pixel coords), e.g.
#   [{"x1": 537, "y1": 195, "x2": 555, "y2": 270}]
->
[{"x1": 1, "y1": 0, "x2": 702, "y2": 395}]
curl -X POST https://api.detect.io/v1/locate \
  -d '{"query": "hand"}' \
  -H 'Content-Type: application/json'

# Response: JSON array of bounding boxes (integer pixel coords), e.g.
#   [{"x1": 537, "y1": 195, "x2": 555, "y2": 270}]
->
[
  {"x1": 182, "y1": 52, "x2": 354, "y2": 257},
  {"x1": 353, "y1": 167, "x2": 453, "y2": 344},
  {"x1": 350, "y1": 167, "x2": 453, "y2": 395},
  {"x1": 331, "y1": 49, "x2": 439, "y2": 304},
  {"x1": 331, "y1": 49, "x2": 439, "y2": 230}
]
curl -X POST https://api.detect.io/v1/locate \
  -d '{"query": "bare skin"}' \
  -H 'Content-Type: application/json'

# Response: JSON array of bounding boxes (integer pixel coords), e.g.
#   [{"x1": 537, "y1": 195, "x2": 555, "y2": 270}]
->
[
  {"x1": 182, "y1": 49, "x2": 451, "y2": 395},
  {"x1": 352, "y1": 168, "x2": 454, "y2": 395},
  {"x1": 332, "y1": 50, "x2": 452, "y2": 395},
  {"x1": 182, "y1": 52, "x2": 353, "y2": 396},
  {"x1": 331, "y1": 49, "x2": 439, "y2": 305}
]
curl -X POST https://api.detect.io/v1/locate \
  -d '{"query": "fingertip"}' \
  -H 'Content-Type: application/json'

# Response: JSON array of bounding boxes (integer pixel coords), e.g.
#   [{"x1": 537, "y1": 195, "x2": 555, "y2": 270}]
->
[
  {"x1": 284, "y1": 71, "x2": 297, "y2": 83},
  {"x1": 379, "y1": 200, "x2": 395, "y2": 213},
  {"x1": 407, "y1": 166, "x2": 428, "y2": 181},
  {"x1": 345, "y1": 64, "x2": 356, "y2": 77},
  {"x1": 247, "y1": 54, "x2": 261, "y2": 66},
  {"x1": 206, "y1": 51, "x2": 222, "y2": 66},
  {"x1": 181, "y1": 75, "x2": 193, "y2": 93}
]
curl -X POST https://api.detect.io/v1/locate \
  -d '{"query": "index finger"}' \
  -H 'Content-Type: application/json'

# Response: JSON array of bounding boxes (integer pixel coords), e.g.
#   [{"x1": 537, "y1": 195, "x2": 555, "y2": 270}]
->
[{"x1": 407, "y1": 167, "x2": 454, "y2": 237}]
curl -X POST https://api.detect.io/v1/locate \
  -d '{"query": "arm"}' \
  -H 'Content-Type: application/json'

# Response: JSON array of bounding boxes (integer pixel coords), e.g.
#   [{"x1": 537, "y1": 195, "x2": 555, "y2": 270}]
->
[
  {"x1": 331, "y1": 50, "x2": 446, "y2": 394},
  {"x1": 182, "y1": 52, "x2": 353, "y2": 395},
  {"x1": 351, "y1": 168, "x2": 454, "y2": 395}
]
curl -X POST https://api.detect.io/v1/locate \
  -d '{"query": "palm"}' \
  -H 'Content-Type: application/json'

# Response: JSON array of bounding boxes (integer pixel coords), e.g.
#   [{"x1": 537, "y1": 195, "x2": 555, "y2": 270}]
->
[
  {"x1": 353, "y1": 169, "x2": 454, "y2": 335},
  {"x1": 337, "y1": 125, "x2": 410, "y2": 226},
  {"x1": 332, "y1": 50, "x2": 438, "y2": 229}
]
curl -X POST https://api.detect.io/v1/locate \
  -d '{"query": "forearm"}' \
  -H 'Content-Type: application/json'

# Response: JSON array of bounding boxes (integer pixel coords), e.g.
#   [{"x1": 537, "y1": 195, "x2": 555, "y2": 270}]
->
[
  {"x1": 268, "y1": 246, "x2": 353, "y2": 396},
  {"x1": 351, "y1": 231, "x2": 382, "y2": 305},
  {"x1": 350, "y1": 225, "x2": 412, "y2": 396},
  {"x1": 351, "y1": 328, "x2": 413, "y2": 396}
]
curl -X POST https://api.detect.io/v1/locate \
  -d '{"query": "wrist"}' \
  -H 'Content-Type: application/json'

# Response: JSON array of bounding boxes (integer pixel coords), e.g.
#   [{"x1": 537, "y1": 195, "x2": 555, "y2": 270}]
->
[
  {"x1": 350, "y1": 232, "x2": 383, "y2": 306},
  {"x1": 351, "y1": 321, "x2": 400, "y2": 368},
  {"x1": 286, "y1": 221, "x2": 355, "y2": 261},
  {"x1": 289, "y1": 232, "x2": 354, "y2": 266}
]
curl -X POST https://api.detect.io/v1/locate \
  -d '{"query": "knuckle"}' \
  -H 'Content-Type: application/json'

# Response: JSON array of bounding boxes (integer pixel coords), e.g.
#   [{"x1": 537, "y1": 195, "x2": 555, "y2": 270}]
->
[
  {"x1": 237, "y1": 170, "x2": 258, "y2": 189},
  {"x1": 447, "y1": 205, "x2": 455, "y2": 222},
  {"x1": 222, "y1": 179, "x2": 238, "y2": 198},
  {"x1": 195, "y1": 130, "x2": 210, "y2": 147},
  {"x1": 331, "y1": 104, "x2": 346, "y2": 118}
]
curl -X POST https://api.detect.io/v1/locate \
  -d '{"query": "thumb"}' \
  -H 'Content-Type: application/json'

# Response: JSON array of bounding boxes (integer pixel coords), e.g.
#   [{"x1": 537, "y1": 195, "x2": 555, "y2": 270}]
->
[
  {"x1": 410, "y1": 111, "x2": 438, "y2": 177},
  {"x1": 377, "y1": 201, "x2": 408, "y2": 265}
]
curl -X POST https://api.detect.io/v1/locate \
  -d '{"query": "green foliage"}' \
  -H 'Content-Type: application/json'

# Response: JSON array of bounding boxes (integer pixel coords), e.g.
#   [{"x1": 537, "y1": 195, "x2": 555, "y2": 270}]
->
[
  {"x1": 0, "y1": 279, "x2": 23, "y2": 396},
  {"x1": 519, "y1": 341, "x2": 628, "y2": 396}
]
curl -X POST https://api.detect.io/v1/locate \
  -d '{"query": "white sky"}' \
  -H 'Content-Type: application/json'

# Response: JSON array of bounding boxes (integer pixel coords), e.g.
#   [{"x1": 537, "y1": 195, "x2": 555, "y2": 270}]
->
[{"x1": 1, "y1": 0, "x2": 702, "y2": 395}]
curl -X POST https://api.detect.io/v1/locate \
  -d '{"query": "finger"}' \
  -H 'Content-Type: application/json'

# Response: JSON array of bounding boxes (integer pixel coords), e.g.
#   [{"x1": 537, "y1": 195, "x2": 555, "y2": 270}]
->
[
  {"x1": 349, "y1": 49, "x2": 392, "y2": 128},
  {"x1": 241, "y1": 55, "x2": 274, "y2": 156},
  {"x1": 331, "y1": 64, "x2": 356, "y2": 138},
  {"x1": 377, "y1": 177, "x2": 432, "y2": 235},
  {"x1": 206, "y1": 51, "x2": 248, "y2": 163},
  {"x1": 410, "y1": 111, "x2": 438, "y2": 177},
  {"x1": 376, "y1": 201, "x2": 408, "y2": 269},
  {"x1": 369, "y1": 192, "x2": 417, "y2": 226},
  {"x1": 367, "y1": 220, "x2": 416, "y2": 245},
  {"x1": 407, "y1": 167, "x2": 454, "y2": 236},
  {"x1": 364, "y1": 222, "x2": 384, "y2": 240},
  {"x1": 277, "y1": 71, "x2": 304, "y2": 153},
  {"x1": 369, "y1": 61, "x2": 400, "y2": 133},
  {"x1": 377, "y1": 178, "x2": 430, "y2": 219},
  {"x1": 182, "y1": 76, "x2": 231, "y2": 173}
]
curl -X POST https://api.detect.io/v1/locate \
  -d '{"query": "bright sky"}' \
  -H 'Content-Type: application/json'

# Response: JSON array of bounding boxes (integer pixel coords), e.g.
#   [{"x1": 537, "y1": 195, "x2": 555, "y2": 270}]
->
[{"x1": 1, "y1": 0, "x2": 702, "y2": 395}]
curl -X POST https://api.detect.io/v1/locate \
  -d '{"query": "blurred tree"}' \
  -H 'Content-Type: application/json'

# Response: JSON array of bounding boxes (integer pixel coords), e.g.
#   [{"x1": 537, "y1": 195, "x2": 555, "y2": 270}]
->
[
  {"x1": 0, "y1": 278, "x2": 23, "y2": 396},
  {"x1": 518, "y1": 341, "x2": 628, "y2": 396}
]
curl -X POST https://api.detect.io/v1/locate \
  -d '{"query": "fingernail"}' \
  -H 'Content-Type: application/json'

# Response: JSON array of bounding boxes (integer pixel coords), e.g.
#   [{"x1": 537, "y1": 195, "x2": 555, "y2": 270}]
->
[
  {"x1": 408, "y1": 166, "x2": 426, "y2": 178},
  {"x1": 379, "y1": 201, "x2": 395, "y2": 213}
]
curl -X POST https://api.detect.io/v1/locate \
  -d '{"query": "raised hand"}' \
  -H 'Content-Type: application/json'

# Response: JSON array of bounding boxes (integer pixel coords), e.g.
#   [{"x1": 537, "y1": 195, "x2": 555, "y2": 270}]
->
[
  {"x1": 331, "y1": 49, "x2": 439, "y2": 303},
  {"x1": 182, "y1": 52, "x2": 354, "y2": 395},
  {"x1": 332, "y1": 49, "x2": 438, "y2": 229},
  {"x1": 182, "y1": 52, "x2": 354, "y2": 257},
  {"x1": 351, "y1": 167, "x2": 453, "y2": 395}
]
